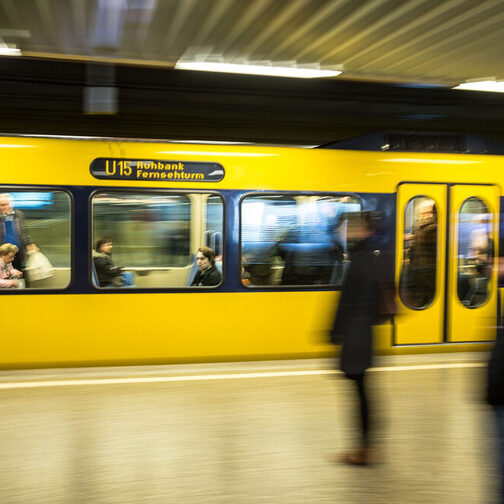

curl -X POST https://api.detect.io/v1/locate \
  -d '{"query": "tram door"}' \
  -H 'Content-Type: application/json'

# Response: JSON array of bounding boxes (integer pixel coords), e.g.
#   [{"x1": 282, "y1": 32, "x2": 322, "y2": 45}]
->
[{"x1": 395, "y1": 183, "x2": 499, "y2": 345}]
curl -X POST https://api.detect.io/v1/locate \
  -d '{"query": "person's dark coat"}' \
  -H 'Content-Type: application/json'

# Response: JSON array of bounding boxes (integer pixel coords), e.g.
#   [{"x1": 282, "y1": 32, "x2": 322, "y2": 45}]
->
[
  {"x1": 330, "y1": 237, "x2": 380, "y2": 376},
  {"x1": 487, "y1": 327, "x2": 504, "y2": 406},
  {"x1": 409, "y1": 220, "x2": 437, "y2": 270},
  {"x1": 191, "y1": 265, "x2": 221, "y2": 286},
  {"x1": 93, "y1": 250, "x2": 122, "y2": 287}
]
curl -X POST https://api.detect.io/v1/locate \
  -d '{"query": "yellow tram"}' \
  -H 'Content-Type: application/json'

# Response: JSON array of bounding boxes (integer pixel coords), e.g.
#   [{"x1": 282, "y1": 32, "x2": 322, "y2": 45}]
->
[{"x1": 0, "y1": 134, "x2": 499, "y2": 368}]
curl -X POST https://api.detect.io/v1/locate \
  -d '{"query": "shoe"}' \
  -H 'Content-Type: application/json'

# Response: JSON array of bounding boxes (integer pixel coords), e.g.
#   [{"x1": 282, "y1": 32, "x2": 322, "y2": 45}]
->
[{"x1": 335, "y1": 448, "x2": 375, "y2": 465}]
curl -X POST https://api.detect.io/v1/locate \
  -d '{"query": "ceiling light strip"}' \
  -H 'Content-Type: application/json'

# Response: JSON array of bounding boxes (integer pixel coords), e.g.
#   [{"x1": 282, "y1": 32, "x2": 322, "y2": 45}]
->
[{"x1": 175, "y1": 61, "x2": 341, "y2": 79}]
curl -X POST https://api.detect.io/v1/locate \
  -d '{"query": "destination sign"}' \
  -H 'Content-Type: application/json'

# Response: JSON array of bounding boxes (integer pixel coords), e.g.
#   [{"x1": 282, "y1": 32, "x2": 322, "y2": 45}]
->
[{"x1": 90, "y1": 158, "x2": 225, "y2": 182}]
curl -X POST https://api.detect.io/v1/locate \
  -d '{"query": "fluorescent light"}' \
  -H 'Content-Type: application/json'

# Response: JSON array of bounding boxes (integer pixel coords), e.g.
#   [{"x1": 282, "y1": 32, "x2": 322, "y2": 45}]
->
[
  {"x1": 453, "y1": 79, "x2": 504, "y2": 93},
  {"x1": 175, "y1": 61, "x2": 341, "y2": 79},
  {"x1": 0, "y1": 144, "x2": 36, "y2": 148},
  {"x1": 0, "y1": 47, "x2": 21, "y2": 56}
]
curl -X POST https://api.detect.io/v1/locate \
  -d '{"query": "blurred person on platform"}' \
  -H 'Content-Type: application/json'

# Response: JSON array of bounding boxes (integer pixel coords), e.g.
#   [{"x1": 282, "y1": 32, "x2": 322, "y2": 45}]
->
[
  {"x1": 191, "y1": 246, "x2": 221, "y2": 286},
  {"x1": 0, "y1": 193, "x2": 38, "y2": 275},
  {"x1": 487, "y1": 288, "x2": 504, "y2": 503},
  {"x1": 0, "y1": 243, "x2": 23, "y2": 288},
  {"x1": 329, "y1": 210, "x2": 383, "y2": 465}
]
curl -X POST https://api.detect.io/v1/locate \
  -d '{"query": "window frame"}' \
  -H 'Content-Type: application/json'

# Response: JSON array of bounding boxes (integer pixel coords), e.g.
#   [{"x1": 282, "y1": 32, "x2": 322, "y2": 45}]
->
[
  {"x1": 456, "y1": 195, "x2": 493, "y2": 309},
  {"x1": 399, "y1": 194, "x2": 438, "y2": 310},
  {"x1": 0, "y1": 184, "x2": 74, "y2": 294},
  {"x1": 88, "y1": 188, "x2": 226, "y2": 291},
  {"x1": 205, "y1": 194, "x2": 225, "y2": 257},
  {"x1": 238, "y1": 191, "x2": 362, "y2": 290}
]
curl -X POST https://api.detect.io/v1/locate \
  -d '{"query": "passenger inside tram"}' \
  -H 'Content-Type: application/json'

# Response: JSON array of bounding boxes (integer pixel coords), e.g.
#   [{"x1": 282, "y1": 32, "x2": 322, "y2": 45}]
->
[
  {"x1": 93, "y1": 238, "x2": 133, "y2": 288},
  {"x1": 0, "y1": 192, "x2": 39, "y2": 278},
  {"x1": 241, "y1": 257, "x2": 251, "y2": 286},
  {"x1": 191, "y1": 246, "x2": 221, "y2": 286},
  {"x1": 0, "y1": 243, "x2": 23, "y2": 288},
  {"x1": 401, "y1": 198, "x2": 437, "y2": 308},
  {"x1": 468, "y1": 218, "x2": 493, "y2": 275},
  {"x1": 457, "y1": 200, "x2": 493, "y2": 308}
]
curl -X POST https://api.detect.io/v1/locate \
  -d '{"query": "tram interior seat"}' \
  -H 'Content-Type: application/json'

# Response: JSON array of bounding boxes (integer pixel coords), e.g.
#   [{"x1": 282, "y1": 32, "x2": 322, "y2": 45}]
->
[
  {"x1": 278, "y1": 242, "x2": 339, "y2": 285},
  {"x1": 458, "y1": 265, "x2": 489, "y2": 307},
  {"x1": 242, "y1": 242, "x2": 280, "y2": 285},
  {"x1": 88, "y1": 254, "x2": 206, "y2": 289},
  {"x1": 28, "y1": 267, "x2": 71, "y2": 289},
  {"x1": 242, "y1": 241, "x2": 347, "y2": 286},
  {"x1": 90, "y1": 257, "x2": 138, "y2": 288}
]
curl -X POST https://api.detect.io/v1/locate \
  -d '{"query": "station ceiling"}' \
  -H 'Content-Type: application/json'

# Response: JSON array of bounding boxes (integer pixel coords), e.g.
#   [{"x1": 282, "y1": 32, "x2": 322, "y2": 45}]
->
[
  {"x1": 3, "y1": 0, "x2": 504, "y2": 85},
  {"x1": 1, "y1": 0, "x2": 504, "y2": 145}
]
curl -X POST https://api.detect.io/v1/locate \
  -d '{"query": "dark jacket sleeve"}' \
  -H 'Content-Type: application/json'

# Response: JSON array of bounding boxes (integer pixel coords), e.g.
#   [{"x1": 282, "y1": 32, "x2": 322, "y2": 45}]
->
[
  {"x1": 94, "y1": 255, "x2": 122, "y2": 286},
  {"x1": 331, "y1": 248, "x2": 378, "y2": 343},
  {"x1": 487, "y1": 329, "x2": 504, "y2": 406},
  {"x1": 191, "y1": 266, "x2": 221, "y2": 286},
  {"x1": 15, "y1": 210, "x2": 33, "y2": 247},
  {"x1": 332, "y1": 244, "x2": 381, "y2": 375},
  {"x1": 191, "y1": 271, "x2": 202, "y2": 286},
  {"x1": 200, "y1": 266, "x2": 221, "y2": 286}
]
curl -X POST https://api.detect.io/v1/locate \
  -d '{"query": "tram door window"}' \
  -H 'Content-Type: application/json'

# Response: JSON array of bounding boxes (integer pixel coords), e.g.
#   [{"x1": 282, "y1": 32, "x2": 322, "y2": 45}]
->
[
  {"x1": 0, "y1": 189, "x2": 71, "y2": 290},
  {"x1": 399, "y1": 196, "x2": 437, "y2": 309},
  {"x1": 91, "y1": 192, "x2": 223, "y2": 288},
  {"x1": 240, "y1": 194, "x2": 360, "y2": 287},
  {"x1": 395, "y1": 183, "x2": 499, "y2": 345},
  {"x1": 457, "y1": 198, "x2": 493, "y2": 308},
  {"x1": 448, "y1": 186, "x2": 499, "y2": 342}
]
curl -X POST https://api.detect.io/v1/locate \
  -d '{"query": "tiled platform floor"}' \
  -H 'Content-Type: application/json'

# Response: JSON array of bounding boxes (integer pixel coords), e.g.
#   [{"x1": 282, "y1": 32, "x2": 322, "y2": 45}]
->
[{"x1": 0, "y1": 353, "x2": 498, "y2": 504}]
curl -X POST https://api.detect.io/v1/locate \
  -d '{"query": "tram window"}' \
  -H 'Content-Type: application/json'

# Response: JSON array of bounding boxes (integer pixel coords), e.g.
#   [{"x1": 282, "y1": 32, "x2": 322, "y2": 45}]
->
[
  {"x1": 91, "y1": 192, "x2": 223, "y2": 288},
  {"x1": 240, "y1": 194, "x2": 361, "y2": 287},
  {"x1": 399, "y1": 196, "x2": 437, "y2": 309},
  {"x1": 0, "y1": 190, "x2": 71, "y2": 290},
  {"x1": 457, "y1": 197, "x2": 493, "y2": 308}
]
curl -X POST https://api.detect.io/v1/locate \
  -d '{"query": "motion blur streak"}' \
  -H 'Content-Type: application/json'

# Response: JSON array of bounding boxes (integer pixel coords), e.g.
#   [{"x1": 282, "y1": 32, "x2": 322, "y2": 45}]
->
[{"x1": 0, "y1": 362, "x2": 484, "y2": 390}]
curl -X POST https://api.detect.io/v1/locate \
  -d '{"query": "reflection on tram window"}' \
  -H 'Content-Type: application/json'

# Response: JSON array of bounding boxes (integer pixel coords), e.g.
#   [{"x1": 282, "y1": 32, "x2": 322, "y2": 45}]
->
[
  {"x1": 92, "y1": 192, "x2": 223, "y2": 288},
  {"x1": 457, "y1": 197, "x2": 493, "y2": 308},
  {"x1": 0, "y1": 190, "x2": 71, "y2": 290},
  {"x1": 400, "y1": 196, "x2": 437, "y2": 309},
  {"x1": 240, "y1": 194, "x2": 360, "y2": 287},
  {"x1": 206, "y1": 195, "x2": 223, "y2": 257}
]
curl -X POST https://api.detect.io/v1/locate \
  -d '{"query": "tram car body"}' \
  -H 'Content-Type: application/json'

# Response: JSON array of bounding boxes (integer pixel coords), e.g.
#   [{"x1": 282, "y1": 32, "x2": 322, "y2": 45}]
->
[{"x1": 0, "y1": 135, "x2": 500, "y2": 368}]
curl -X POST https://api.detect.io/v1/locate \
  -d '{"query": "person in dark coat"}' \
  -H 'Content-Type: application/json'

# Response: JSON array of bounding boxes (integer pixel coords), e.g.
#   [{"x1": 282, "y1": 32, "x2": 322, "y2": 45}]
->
[
  {"x1": 406, "y1": 201, "x2": 437, "y2": 308},
  {"x1": 330, "y1": 211, "x2": 381, "y2": 465},
  {"x1": 191, "y1": 246, "x2": 221, "y2": 286},
  {"x1": 92, "y1": 238, "x2": 124, "y2": 287},
  {"x1": 487, "y1": 322, "x2": 504, "y2": 503}
]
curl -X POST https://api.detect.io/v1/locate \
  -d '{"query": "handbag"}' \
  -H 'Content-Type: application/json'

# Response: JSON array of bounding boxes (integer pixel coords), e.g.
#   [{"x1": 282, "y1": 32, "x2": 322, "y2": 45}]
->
[
  {"x1": 25, "y1": 250, "x2": 55, "y2": 281},
  {"x1": 373, "y1": 250, "x2": 398, "y2": 324},
  {"x1": 376, "y1": 281, "x2": 398, "y2": 324}
]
